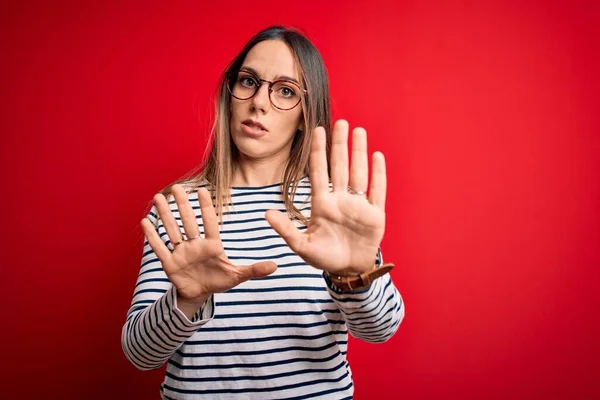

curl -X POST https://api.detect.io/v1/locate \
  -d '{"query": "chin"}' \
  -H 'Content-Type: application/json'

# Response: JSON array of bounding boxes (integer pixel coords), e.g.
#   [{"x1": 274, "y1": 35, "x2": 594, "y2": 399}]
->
[{"x1": 232, "y1": 133, "x2": 264, "y2": 158}]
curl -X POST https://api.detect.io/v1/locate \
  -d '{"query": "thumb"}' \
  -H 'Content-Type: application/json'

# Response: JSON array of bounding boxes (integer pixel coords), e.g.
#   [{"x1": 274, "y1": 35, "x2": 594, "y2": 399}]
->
[
  {"x1": 265, "y1": 209, "x2": 304, "y2": 253},
  {"x1": 239, "y1": 261, "x2": 278, "y2": 280}
]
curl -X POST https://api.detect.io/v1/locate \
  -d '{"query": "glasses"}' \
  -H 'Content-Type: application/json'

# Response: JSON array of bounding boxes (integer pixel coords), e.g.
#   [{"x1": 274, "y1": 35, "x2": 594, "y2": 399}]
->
[{"x1": 227, "y1": 70, "x2": 307, "y2": 111}]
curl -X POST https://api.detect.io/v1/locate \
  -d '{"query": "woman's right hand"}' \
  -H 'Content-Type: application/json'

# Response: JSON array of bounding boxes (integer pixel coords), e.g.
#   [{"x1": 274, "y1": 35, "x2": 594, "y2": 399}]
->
[{"x1": 141, "y1": 184, "x2": 277, "y2": 304}]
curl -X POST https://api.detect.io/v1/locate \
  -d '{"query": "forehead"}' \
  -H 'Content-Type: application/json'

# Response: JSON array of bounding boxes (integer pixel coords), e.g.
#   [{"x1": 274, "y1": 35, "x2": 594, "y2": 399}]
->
[{"x1": 242, "y1": 40, "x2": 298, "y2": 80}]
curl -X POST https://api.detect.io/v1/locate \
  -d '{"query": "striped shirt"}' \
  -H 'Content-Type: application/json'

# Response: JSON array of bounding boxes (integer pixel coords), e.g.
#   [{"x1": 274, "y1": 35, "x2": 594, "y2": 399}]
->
[{"x1": 121, "y1": 177, "x2": 405, "y2": 399}]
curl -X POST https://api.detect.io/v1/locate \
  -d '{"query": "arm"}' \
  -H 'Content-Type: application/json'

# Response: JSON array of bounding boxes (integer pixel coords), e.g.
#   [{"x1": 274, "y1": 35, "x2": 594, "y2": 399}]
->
[
  {"x1": 324, "y1": 248, "x2": 405, "y2": 343},
  {"x1": 266, "y1": 121, "x2": 405, "y2": 343},
  {"x1": 121, "y1": 205, "x2": 215, "y2": 371},
  {"x1": 122, "y1": 185, "x2": 276, "y2": 371}
]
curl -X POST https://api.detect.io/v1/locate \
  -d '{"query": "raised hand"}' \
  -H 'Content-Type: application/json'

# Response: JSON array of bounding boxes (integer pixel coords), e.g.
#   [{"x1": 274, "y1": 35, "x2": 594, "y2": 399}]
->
[
  {"x1": 266, "y1": 119, "x2": 386, "y2": 277},
  {"x1": 141, "y1": 185, "x2": 277, "y2": 304}
]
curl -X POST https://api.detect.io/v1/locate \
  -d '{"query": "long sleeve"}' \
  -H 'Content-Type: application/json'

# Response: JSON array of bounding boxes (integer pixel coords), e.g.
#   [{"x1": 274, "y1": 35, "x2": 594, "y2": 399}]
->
[
  {"x1": 121, "y1": 205, "x2": 215, "y2": 371},
  {"x1": 120, "y1": 180, "x2": 402, "y2": 398},
  {"x1": 323, "y1": 248, "x2": 405, "y2": 343}
]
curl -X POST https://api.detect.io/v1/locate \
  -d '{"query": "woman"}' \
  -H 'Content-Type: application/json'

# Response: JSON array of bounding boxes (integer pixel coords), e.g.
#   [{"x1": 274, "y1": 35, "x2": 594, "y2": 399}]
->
[{"x1": 122, "y1": 25, "x2": 405, "y2": 399}]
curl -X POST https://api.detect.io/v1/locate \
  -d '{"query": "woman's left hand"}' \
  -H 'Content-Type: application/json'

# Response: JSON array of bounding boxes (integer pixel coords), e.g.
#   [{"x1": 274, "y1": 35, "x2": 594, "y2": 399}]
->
[{"x1": 266, "y1": 119, "x2": 386, "y2": 276}]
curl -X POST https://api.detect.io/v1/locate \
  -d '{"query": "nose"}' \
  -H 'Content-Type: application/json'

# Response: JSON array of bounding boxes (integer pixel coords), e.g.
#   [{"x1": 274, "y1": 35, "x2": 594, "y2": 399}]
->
[{"x1": 251, "y1": 82, "x2": 270, "y2": 114}]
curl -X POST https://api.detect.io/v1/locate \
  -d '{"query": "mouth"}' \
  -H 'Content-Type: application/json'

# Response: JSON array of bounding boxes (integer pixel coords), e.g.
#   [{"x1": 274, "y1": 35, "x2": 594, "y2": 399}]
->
[{"x1": 242, "y1": 119, "x2": 268, "y2": 132}]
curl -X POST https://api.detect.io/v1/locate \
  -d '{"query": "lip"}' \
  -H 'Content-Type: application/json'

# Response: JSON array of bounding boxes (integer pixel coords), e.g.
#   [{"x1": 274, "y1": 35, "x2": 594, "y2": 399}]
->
[
  {"x1": 242, "y1": 119, "x2": 268, "y2": 132},
  {"x1": 241, "y1": 119, "x2": 268, "y2": 137}
]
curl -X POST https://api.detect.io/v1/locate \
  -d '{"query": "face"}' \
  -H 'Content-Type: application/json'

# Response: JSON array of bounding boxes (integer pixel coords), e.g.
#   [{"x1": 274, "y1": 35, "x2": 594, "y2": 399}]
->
[{"x1": 229, "y1": 40, "x2": 304, "y2": 163}]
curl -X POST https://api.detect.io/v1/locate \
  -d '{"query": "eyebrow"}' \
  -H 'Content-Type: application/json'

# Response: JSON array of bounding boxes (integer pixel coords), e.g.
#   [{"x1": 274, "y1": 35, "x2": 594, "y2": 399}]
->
[{"x1": 239, "y1": 66, "x2": 300, "y2": 85}]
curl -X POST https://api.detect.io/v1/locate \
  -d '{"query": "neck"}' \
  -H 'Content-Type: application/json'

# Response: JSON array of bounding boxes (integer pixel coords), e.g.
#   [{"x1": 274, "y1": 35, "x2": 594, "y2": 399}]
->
[{"x1": 231, "y1": 154, "x2": 289, "y2": 187}]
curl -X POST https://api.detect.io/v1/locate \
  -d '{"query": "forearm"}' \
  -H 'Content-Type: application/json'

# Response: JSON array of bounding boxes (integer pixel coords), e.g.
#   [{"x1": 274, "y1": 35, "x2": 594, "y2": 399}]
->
[
  {"x1": 325, "y1": 274, "x2": 405, "y2": 343},
  {"x1": 121, "y1": 286, "x2": 214, "y2": 370}
]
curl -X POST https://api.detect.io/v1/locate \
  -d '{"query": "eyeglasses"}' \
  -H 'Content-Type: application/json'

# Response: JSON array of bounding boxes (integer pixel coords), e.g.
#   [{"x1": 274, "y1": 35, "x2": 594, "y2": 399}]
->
[{"x1": 227, "y1": 70, "x2": 307, "y2": 111}]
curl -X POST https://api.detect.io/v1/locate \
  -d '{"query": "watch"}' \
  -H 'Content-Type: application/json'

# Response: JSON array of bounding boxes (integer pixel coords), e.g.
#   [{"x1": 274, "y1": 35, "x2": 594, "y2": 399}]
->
[{"x1": 326, "y1": 263, "x2": 395, "y2": 292}]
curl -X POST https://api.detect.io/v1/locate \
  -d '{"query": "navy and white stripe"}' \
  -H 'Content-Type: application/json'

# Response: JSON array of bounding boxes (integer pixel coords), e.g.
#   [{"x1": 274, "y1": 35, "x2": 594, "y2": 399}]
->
[{"x1": 122, "y1": 177, "x2": 405, "y2": 399}]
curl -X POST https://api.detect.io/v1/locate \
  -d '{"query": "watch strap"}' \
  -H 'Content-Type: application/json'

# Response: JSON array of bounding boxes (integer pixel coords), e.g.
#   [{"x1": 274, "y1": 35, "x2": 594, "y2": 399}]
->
[{"x1": 326, "y1": 263, "x2": 394, "y2": 292}]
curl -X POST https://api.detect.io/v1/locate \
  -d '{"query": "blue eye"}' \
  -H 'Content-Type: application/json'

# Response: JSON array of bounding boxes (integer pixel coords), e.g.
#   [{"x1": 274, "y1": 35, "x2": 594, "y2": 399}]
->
[
  {"x1": 272, "y1": 82, "x2": 297, "y2": 99},
  {"x1": 280, "y1": 86, "x2": 295, "y2": 98},
  {"x1": 238, "y1": 75, "x2": 257, "y2": 88}
]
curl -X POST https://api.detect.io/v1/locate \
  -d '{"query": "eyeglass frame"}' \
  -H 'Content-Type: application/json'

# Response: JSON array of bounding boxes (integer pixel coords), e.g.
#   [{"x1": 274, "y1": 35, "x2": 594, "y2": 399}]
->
[{"x1": 226, "y1": 69, "x2": 308, "y2": 111}]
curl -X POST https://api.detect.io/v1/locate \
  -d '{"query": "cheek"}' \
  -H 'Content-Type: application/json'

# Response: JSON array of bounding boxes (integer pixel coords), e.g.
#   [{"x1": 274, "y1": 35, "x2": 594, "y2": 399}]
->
[
  {"x1": 293, "y1": 111, "x2": 304, "y2": 130},
  {"x1": 230, "y1": 98, "x2": 242, "y2": 118},
  {"x1": 280, "y1": 115, "x2": 300, "y2": 134},
  {"x1": 283, "y1": 108, "x2": 303, "y2": 126},
  {"x1": 230, "y1": 106, "x2": 244, "y2": 128}
]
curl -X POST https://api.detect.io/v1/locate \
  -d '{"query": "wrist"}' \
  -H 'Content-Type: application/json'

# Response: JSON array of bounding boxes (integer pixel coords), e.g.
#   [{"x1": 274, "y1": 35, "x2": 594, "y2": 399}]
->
[
  {"x1": 324, "y1": 263, "x2": 394, "y2": 293},
  {"x1": 177, "y1": 292, "x2": 210, "y2": 306},
  {"x1": 176, "y1": 291, "x2": 210, "y2": 320}
]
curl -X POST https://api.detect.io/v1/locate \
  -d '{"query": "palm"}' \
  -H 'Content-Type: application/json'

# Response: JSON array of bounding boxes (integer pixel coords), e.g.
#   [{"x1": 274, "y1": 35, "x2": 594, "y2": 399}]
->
[
  {"x1": 142, "y1": 185, "x2": 277, "y2": 301},
  {"x1": 300, "y1": 192, "x2": 384, "y2": 272},
  {"x1": 166, "y1": 239, "x2": 240, "y2": 298},
  {"x1": 266, "y1": 120, "x2": 387, "y2": 276}
]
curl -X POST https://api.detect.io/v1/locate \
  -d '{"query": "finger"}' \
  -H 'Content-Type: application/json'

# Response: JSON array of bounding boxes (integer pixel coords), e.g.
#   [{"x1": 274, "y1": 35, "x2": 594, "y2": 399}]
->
[
  {"x1": 141, "y1": 218, "x2": 173, "y2": 264},
  {"x1": 154, "y1": 191, "x2": 184, "y2": 247},
  {"x1": 240, "y1": 261, "x2": 278, "y2": 280},
  {"x1": 198, "y1": 188, "x2": 221, "y2": 240},
  {"x1": 172, "y1": 185, "x2": 200, "y2": 239},
  {"x1": 264, "y1": 209, "x2": 305, "y2": 253},
  {"x1": 368, "y1": 152, "x2": 387, "y2": 210},
  {"x1": 309, "y1": 126, "x2": 329, "y2": 196},
  {"x1": 349, "y1": 127, "x2": 368, "y2": 196},
  {"x1": 330, "y1": 119, "x2": 349, "y2": 192}
]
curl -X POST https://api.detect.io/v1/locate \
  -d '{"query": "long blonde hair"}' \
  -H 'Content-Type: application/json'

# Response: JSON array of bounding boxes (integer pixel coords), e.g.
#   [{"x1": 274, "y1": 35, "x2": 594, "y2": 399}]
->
[{"x1": 158, "y1": 26, "x2": 332, "y2": 224}]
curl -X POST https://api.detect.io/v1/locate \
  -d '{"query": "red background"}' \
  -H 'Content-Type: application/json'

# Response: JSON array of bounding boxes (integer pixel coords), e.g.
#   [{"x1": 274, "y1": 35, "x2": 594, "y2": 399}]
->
[{"x1": 1, "y1": 1, "x2": 599, "y2": 399}]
